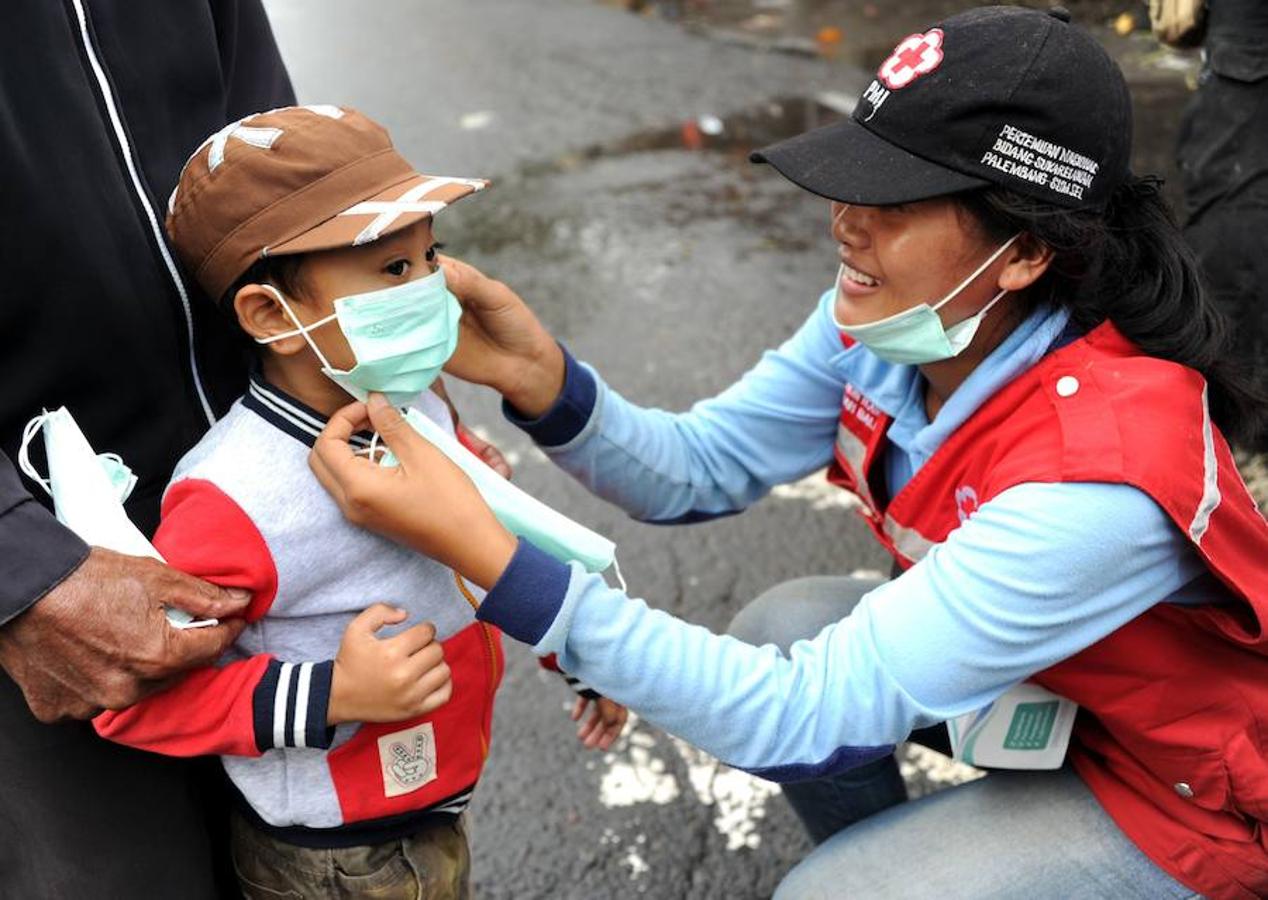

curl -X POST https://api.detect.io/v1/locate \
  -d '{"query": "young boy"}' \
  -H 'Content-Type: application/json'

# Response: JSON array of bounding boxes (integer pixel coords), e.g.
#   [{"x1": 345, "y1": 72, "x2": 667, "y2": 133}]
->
[{"x1": 94, "y1": 105, "x2": 625, "y2": 899}]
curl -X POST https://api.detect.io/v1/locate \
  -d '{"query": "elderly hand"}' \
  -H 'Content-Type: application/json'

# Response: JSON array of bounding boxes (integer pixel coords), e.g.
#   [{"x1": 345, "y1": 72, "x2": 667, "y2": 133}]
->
[
  {"x1": 310, "y1": 394, "x2": 518, "y2": 589},
  {"x1": 439, "y1": 256, "x2": 565, "y2": 418},
  {"x1": 0, "y1": 548, "x2": 250, "y2": 722}
]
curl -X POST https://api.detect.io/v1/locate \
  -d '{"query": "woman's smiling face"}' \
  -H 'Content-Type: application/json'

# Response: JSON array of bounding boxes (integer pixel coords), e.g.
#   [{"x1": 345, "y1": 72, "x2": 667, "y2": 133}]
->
[{"x1": 830, "y1": 198, "x2": 1012, "y2": 330}]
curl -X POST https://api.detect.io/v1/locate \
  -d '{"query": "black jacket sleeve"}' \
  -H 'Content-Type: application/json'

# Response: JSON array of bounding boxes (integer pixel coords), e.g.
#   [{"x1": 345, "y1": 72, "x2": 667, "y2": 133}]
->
[
  {"x1": 212, "y1": 0, "x2": 297, "y2": 120},
  {"x1": 0, "y1": 451, "x2": 89, "y2": 627}
]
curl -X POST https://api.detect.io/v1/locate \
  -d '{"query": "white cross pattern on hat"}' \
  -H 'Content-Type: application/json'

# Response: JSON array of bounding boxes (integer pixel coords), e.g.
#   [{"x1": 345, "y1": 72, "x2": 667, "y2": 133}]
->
[
  {"x1": 168, "y1": 105, "x2": 346, "y2": 213},
  {"x1": 340, "y1": 177, "x2": 487, "y2": 246},
  {"x1": 206, "y1": 123, "x2": 283, "y2": 171},
  {"x1": 878, "y1": 29, "x2": 945, "y2": 90},
  {"x1": 205, "y1": 105, "x2": 344, "y2": 172}
]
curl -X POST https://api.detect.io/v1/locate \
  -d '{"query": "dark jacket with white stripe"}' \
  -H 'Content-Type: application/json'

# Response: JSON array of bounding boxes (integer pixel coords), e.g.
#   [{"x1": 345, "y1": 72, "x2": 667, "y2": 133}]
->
[
  {"x1": 0, "y1": 0, "x2": 294, "y2": 625},
  {"x1": 96, "y1": 381, "x2": 505, "y2": 847}
]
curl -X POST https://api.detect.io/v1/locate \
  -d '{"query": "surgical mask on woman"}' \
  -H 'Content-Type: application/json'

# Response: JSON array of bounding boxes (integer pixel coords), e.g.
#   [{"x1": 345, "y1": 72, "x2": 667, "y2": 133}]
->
[
  {"x1": 832, "y1": 234, "x2": 1021, "y2": 365},
  {"x1": 257, "y1": 266, "x2": 461, "y2": 406}
]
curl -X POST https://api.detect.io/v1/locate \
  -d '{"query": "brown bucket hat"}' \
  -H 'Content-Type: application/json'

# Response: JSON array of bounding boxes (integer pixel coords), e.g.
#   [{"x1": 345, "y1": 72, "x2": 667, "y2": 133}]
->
[{"x1": 166, "y1": 104, "x2": 488, "y2": 301}]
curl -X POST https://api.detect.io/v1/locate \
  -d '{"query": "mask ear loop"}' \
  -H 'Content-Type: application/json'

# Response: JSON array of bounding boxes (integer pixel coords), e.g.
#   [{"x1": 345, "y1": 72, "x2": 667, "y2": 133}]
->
[
  {"x1": 255, "y1": 284, "x2": 339, "y2": 372},
  {"x1": 18, "y1": 412, "x2": 53, "y2": 497},
  {"x1": 973, "y1": 286, "x2": 1011, "y2": 320},
  {"x1": 931, "y1": 233, "x2": 1022, "y2": 314}
]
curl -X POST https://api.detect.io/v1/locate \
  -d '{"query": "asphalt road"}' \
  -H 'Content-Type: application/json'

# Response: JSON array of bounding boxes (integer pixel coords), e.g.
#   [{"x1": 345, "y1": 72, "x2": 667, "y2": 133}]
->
[{"x1": 263, "y1": 2, "x2": 905, "y2": 896}]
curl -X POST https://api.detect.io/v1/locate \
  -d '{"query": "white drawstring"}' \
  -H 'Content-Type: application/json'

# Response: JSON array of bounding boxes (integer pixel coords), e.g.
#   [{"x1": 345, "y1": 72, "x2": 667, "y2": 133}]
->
[
  {"x1": 352, "y1": 431, "x2": 388, "y2": 463},
  {"x1": 255, "y1": 285, "x2": 339, "y2": 373},
  {"x1": 611, "y1": 555, "x2": 628, "y2": 594},
  {"x1": 930, "y1": 233, "x2": 1020, "y2": 314},
  {"x1": 18, "y1": 412, "x2": 53, "y2": 496}
]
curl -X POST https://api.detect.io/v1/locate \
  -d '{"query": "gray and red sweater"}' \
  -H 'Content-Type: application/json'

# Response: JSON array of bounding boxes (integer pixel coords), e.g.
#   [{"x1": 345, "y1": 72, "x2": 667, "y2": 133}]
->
[{"x1": 96, "y1": 375, "x2": 559, "y2": 848}]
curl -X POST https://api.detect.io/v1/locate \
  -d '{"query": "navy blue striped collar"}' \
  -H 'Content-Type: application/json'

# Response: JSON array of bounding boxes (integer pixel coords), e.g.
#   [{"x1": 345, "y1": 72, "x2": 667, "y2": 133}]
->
[{"x1": 242, "y1": 372, "x2": 374, "y2": 449}]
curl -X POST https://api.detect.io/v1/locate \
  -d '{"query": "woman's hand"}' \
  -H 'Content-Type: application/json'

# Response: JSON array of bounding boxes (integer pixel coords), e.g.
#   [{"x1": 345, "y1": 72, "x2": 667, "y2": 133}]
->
[
  {"x1": 440, "y1": 256, "x2": 566, "y2": 418},
  {"x1": 309, "y1": 394, "x2": 518, "y2": 590}
]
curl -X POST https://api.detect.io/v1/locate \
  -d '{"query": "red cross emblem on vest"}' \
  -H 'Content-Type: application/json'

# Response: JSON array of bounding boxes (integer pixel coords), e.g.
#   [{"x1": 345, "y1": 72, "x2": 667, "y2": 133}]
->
[
  {"x1": 878, "y1": 29, "x2": 945, "y2": 90},
  {"x1": 954, "y1": 485, "x2": 979, "y2": 523}
]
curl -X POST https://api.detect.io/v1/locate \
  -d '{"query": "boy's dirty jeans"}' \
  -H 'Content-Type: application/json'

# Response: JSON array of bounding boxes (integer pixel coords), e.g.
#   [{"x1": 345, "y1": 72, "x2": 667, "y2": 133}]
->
[
  {"x1": 230, "y1": 809, "x2": 471, "y2": 900},
  {"x1": 727, "y1": 576, "x2": 1202, "y2": 900}
]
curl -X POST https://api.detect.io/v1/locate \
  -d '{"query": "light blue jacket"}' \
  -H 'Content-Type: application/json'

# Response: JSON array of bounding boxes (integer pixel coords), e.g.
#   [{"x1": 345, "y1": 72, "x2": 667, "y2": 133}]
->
[{"x1": 476, "y1": 291, "x2": 1217, "y2": 780}]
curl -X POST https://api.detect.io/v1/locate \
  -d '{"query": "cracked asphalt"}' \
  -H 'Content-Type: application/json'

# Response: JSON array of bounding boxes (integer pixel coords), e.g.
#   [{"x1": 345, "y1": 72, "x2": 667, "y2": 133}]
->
[{"x1": 262, "y1": 1, "x2": 969, "y2": 895}]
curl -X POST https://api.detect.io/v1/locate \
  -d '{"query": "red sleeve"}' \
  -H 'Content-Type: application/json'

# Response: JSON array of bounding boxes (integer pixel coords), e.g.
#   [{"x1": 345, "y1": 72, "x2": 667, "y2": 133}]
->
[
  {"x1": 94, "y1": 656, "x2": 336, "y2": 757},
  {"x1": 94, "y1": 479, "x2": 335, "y2": 756},
  {"x1": 538, "y1": 653, "x2": 600, "y2": 699},
  {"x1": 154, "y1": 478, "x2": 279, "y2": 622},
  {"x1": 96, "y1": 656, "x2": 268, "y2": 757}
]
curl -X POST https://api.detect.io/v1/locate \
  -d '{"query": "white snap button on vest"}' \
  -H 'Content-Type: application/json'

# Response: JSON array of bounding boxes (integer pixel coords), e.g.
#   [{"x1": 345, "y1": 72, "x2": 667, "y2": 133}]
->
[
  {"x1": 1174, "y1": 782, "x2": 1194, "y2": 799},
  {"x1": 1056, "y1": 375, "x2": 1080, "y2": 397}
]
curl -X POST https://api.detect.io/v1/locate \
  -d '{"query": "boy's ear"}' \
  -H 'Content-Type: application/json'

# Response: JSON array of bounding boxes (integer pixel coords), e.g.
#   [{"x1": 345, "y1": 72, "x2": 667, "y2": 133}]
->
[{"x1": 234, "y1": 284, "x2": 306, "y2": 356}]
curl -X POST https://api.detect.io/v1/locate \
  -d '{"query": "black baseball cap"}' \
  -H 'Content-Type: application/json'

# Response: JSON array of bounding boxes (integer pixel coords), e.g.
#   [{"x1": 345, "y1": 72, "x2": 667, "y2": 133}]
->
[{"x1": 751, "y1": 6, "x2": 1132, "y2": 208}]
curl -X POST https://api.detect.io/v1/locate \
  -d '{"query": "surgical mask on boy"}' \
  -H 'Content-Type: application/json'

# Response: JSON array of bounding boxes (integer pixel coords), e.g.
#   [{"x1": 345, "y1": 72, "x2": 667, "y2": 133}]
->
[
  {"x1": 257, "y1": 266, "x2": 461, "y2": 406},
  {"x1": 832, "y1": 234, "x2": 1021, "y2": 366}
]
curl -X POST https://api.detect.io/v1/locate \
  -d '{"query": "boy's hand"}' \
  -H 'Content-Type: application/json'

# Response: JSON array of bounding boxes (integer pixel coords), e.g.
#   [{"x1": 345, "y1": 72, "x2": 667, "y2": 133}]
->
[
  {"x1": 571, "y1": 696, "x2": 628, "y2": 751},
  {"x1": 328, "y1": 604, "x2": 452, "y2": 724},
  {"x1": 457, "y1": 425, "x2": 513, "y2": 480}
]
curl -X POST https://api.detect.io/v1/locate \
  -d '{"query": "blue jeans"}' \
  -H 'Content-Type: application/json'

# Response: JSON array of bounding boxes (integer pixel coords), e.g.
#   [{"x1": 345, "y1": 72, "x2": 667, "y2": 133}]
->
[{"x1": 728, "y1": 576, "x2": 1202, "y2": 899}]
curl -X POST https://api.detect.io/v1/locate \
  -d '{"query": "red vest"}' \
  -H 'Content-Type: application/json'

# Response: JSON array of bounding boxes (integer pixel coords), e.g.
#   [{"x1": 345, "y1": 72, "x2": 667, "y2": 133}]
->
[{"x1": 827, "y1": 323, "x2": 1268, "y2": 899}]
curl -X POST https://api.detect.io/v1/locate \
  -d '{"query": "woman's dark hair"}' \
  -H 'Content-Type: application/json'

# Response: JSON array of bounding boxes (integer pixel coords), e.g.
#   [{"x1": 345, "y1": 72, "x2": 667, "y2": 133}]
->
[{"x1": 957, "y1": 176, "x2": 1266, "y2": 449}]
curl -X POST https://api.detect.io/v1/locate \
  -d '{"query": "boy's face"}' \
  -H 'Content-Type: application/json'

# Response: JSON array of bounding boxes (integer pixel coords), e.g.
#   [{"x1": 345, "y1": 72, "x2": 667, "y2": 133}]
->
[{"x1": 248, "y1": 219, "x2": 442, "y2": 373}]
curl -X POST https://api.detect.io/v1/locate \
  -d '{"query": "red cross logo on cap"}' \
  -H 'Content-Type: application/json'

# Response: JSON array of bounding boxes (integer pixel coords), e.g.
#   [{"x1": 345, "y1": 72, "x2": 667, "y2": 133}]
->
[{"x1": 878, "y1": 29, "x2": 945, "y2": 90}]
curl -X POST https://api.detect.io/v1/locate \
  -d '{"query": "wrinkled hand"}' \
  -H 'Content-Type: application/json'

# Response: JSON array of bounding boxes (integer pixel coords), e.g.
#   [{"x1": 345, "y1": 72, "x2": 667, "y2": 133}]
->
[
  {"x1": 571, "y1": 696, "x2": 629, "y2": 751},
  {"x1": 328, "y1": 604, "x2": 452, "y2": 724},
  {"x1": 439, "y1": 256, "x2": 565, "y2": 417},
  {"x1": 310, "y1": 394, "x2": 518, "y2": 589},
  {"x1": 0, "y1": 548, "x2": 250, "y2": 722}
]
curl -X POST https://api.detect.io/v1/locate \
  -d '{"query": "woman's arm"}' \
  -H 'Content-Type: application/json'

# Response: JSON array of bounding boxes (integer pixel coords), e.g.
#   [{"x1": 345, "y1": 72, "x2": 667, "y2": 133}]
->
[
  {"x1": 442, "y1": 257, "x2": 848, "y2": 522},
  {"x1": 475, "y1": 481, "x2": 1205, "y2": 779},
  {"x1": 507, "y1": 304, "x2": 847, "y2": 523},
  {"x1": 310, "y1": 403, "x2": 1206, "y2": 778}
]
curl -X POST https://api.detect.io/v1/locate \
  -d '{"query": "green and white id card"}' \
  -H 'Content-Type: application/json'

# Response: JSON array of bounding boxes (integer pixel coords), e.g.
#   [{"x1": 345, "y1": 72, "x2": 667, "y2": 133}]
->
[{"x1": 948, "y1": 682, "x2": 1077, "y2": 769}]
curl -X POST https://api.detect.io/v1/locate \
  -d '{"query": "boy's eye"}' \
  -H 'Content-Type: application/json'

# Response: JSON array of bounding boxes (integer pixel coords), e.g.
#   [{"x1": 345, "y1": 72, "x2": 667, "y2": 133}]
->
[
  {"x1": 425, "y1": 242, "x2": 446, "y2": 264},
  {"x1": 385, "y1": 259, "x2": 410, "y2": 277}
]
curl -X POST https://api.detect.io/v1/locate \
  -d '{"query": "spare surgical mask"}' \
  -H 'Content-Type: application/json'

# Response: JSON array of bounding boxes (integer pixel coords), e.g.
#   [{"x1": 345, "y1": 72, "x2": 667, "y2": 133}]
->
[
  {"x1": 832, "y1": 234, "x2": 1021, "y2": 366},
  {"x1": 18, "y1": 408, "x2": 215, "y2": 629},
  {"x1": 257, "y1": 265, "x2": 461, "y2": 406}
]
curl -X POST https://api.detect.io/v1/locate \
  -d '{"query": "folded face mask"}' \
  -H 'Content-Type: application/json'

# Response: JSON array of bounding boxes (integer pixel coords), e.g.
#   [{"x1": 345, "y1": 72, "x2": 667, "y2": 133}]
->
[
  {"x1": 381, "y1": 407, "x2": 621, "y2": 580},
  {"x1": 18, "y1": 408, "x2": 216, "y2": 629}
]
